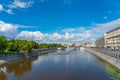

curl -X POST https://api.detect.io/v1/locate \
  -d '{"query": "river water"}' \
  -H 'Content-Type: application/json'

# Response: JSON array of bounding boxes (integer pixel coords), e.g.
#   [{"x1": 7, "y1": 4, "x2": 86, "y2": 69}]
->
[{"x1": 0, "y1": 49, "x2": 120, "y2": 80}]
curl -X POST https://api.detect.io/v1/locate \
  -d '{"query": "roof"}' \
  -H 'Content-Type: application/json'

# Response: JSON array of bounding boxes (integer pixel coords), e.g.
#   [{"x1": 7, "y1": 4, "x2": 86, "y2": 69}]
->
[{"x1": 106, "y1": 27, "x2": 120, "y2": 33}]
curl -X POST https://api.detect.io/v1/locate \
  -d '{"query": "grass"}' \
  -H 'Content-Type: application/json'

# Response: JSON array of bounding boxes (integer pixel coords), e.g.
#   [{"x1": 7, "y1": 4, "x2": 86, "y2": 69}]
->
[{"x1": 99, "y1": 60, "x2": 120, "y2": 80}]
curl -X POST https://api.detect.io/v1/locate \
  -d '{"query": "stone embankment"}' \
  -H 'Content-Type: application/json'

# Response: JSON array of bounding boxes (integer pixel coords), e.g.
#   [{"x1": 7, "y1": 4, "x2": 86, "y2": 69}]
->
[
  {"x1": 0, "y1": 48, "x2": 56, "y2": 64},
  {"x1": 85, "y1": 48, "x2": 120, "y2": 70}
]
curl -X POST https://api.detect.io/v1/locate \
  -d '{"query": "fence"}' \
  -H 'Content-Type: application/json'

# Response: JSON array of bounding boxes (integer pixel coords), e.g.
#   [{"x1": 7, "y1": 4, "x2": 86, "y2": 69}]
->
[{"x1": 89, "y1": 47, "x2": 120, "y2": 59}]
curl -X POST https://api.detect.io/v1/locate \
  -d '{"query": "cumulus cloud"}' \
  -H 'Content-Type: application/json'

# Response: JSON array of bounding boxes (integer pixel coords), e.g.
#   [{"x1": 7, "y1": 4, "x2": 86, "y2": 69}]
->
[
  {"x1": 0, "y1": 21, "x2": 18, "y2": 39},
  {"x1": 0, "y1": 4, "x2": 3, "y2": 11},
  {"x1": 1, "y1": 18, "x2": 120, "y2": 43},
  {"x1": 8, "y1": 0, "x2": 34, "y2": 9},
  {"x1": 6, "y1": 9, "x2": 13, "y2": 14},
  {"x1": 61, "y1": 18, "x2": 120, "y2": 43},
  {"x1": 65, "y1": 32, "x2": 74, "y2": 40},
  {"x1": 16, "y1": 31, "x2": 74, "y2": 43},
  {"x1": 51, "y1": 33, "x2": 62, "y2": 40},
  {"x1": 16, "y1": 31, "x2": 45, "y2": 41}
]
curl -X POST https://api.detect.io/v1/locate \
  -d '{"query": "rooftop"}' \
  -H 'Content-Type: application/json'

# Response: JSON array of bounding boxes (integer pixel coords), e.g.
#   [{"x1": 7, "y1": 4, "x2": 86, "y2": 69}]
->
[{"x1": 106, "y1": 27, "x2": 120, "y2": 33}]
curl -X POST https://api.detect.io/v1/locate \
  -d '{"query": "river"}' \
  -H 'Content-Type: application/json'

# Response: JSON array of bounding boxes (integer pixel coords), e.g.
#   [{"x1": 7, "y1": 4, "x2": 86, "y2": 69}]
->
[{"x1": 0, "y1": 49, "x2": 120, "y2": 80}]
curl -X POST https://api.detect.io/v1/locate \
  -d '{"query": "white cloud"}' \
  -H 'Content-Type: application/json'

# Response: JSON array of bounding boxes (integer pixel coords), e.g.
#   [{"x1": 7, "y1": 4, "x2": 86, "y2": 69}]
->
[
  {"x1": 6, "y1": 9, "x2": 13, "y2": 14},
  {"x1": 92, "y1": 18, "x2": 120, "y2": 34},
  {"x1": 103, "y1": 16, "x2": 108, "y2": 19},
  {"x1": 65, "y1": 32, "x2": 74, "y2": 40},
  {"x1": 51, "y1": 33, "x2": 62, "y2": 40},
  {"x1": 0, "y1": 4, "x2": 13, "y2": 14},
  {"x1": 62, "y1": 28, "x2": 75, "y2": 32},
  {"x1": 0, "y1": 0, "x2": 34, "y2": 14},
  {"x1": 4, "y1": 0, "x2": 34, "y2": 14},
  {"x1": 16, "y1": 31, "x2": 75, "y2": 43},
  {"x1": 33, "y1": 56, "x2": 45, "y2": 65},
  {"x1": 1, "y1": 18, "x2": 120, "y2": 43},
  {"x1": 62, "y1": 27, "x2": 87, "y2": 33},
  {"x1": 0, "y1": 4, "x2": 3, "y2": 11},
  {"x1": 8, "y1": 0, "x2": 34, "y2": 9},
  {"x1": 16, "y1": 31, "x2": 45, "y2": 41},
  {"x1": 69, "y1": 30, "x2": 95, "y2": 43},
  {"x1": 60, "y1": 18, "x2": 120, "y2": 43},
  {"x1": 0, "y1": 21, "x2": 18, "y2": 39}
]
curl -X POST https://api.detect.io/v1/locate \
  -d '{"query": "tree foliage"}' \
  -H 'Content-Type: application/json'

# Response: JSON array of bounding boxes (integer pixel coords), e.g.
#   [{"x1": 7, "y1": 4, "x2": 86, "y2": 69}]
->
[
  {"x1": 0, "y1": 36, "x2": 7, "y2": 53},
  {"x1": 0, "y1": 36, "x2": 64, "y2": 55}
]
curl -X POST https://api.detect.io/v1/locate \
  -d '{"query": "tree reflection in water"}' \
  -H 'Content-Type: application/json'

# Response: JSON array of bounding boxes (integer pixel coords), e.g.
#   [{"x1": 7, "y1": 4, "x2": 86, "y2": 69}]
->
[
  {"x1": 6, "y1": 57, "x2": 38, "y2": 77},
  {"x1": 0, "y1": 70, "x2": 7, "y2": 80},
  {"x1": 0, "y1": 57, "x2": 38, "y2": 80}
]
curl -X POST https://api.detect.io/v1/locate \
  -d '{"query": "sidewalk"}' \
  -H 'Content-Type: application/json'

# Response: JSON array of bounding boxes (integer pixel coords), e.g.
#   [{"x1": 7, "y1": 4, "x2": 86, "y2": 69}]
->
[
  {"x1": 91, "y1": 48, "x2": 120, "y2": 59},
  {"x1": 85, "y1": 48, "x2": 120, "y2": 70}
]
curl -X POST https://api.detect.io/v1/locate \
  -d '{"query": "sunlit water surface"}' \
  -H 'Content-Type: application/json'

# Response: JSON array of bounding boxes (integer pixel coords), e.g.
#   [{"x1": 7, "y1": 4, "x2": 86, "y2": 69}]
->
[{"x1": 0, "y1": 50, "x2": 120, "y2": 80}]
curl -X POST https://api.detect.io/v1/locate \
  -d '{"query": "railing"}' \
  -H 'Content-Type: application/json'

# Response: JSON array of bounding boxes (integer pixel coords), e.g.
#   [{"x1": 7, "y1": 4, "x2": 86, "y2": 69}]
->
[
  {"x1": 88, "y1": 47, "x2": 120, "y2": 59},
  {"x1": 0, "y1": 48, "x2": 57, "y2": 62},
  {"x1": 0, "y1": 54, "x2": 24, "y2": 57}
]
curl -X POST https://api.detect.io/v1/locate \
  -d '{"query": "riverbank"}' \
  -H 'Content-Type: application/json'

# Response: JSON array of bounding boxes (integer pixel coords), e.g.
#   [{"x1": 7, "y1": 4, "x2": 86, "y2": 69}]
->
[
  {"x1": 0, "y1": 48, "x2": 57, "y2": 65},
  {"x1": 85, "y1": 48, "x2": 120, "y2": 70}
]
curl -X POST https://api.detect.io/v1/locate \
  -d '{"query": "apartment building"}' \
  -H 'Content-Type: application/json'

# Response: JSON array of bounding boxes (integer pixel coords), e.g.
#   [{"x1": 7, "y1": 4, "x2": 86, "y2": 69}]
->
[{"x1": 104, "y1": 27, "x2": 120, "y2": 50}]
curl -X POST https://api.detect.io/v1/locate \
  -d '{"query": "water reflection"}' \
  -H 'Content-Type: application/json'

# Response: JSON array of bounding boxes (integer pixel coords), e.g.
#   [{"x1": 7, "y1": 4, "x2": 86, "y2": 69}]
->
[
  {"x1": 0, "y1": 57, "x2": 38, "y2": 80},
  {"x1": 33, "y1": 55, "x2": 46, "y2": 65},
  {"x1": 0, "y1": 69, "x2": 7, "y2": 80},
  {"x1": 0, "y1": 50, "x2": 120, "y2": 80},
  {"x1": 7, "y1": 61, "x2": 31, "y2": 77},
  {"x1": 99, "y1": 59, "x2": 120, "y2": 80}
]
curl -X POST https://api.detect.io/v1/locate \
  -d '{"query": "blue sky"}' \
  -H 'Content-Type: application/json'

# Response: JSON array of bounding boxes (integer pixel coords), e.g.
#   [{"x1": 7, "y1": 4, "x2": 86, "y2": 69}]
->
[{"x1": 0, "y1": 0, "x2": 120, "y2": 43}]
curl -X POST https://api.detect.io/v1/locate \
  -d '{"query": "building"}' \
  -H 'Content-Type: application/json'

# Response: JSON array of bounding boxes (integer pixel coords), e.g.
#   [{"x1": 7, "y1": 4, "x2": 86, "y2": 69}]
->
[
  {"x1": 104, "y1": 27, "x2": 120, "y2": 50},
  {"x1": 84, "y1": 41, "x2": 96, "y2": 47},
  {"x1": 95, "y1": 37, "x2": 105, "y2": 48}
]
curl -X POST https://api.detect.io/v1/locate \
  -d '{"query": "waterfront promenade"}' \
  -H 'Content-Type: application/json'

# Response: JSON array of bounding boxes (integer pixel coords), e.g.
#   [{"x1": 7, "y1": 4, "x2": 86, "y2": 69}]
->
[
  {"x1": 85, "y1": 48, "x2": 120, "y2": 70},
  {"x1": 91, "y1": 48, "x2": 120, "y2": 59}
]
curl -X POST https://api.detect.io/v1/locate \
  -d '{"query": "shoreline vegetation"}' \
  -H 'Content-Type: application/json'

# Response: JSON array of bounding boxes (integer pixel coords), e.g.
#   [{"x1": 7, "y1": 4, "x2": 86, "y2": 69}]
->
[
  {"x1": 97, "y1": 58, "x2": 120, "y2": 80},
  {"x1": 86, "y1": 48, "x2": 120, "y2": 79},
  {"x1": 0, "y1": 36, "x2": 64, "y2": 63},
  {"x1": 100, "y1": 61, "x2": 120, "y2": 80}
]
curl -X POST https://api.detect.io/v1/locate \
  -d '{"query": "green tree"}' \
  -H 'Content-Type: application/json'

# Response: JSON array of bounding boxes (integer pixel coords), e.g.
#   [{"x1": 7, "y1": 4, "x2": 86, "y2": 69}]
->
[{"x1": 0, "y1": 36, "x2": 7, "y2": 53}]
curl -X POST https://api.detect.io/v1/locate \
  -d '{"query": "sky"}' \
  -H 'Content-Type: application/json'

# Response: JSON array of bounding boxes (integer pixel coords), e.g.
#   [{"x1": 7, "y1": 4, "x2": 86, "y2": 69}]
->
[{"x1": 0, "y1": 0, "x2": 120, "y2": 43}]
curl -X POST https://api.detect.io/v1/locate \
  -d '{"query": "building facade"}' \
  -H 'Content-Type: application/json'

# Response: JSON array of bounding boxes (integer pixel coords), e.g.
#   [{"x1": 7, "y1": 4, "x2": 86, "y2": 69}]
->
[
  {"x1": 95, "y1": 37, "x2": 105, "y2": 48},
  {"x1": 104, "y1": 27, "x2": 120, "y2": 50},
  {"x1": 84, "y1": 41, "x2": 96, "y2": 47}
]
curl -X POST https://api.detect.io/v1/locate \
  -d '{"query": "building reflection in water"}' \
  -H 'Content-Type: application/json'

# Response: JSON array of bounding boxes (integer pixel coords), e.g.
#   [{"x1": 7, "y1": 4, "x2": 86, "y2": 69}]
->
[{"x1": 0, "y1": 57, "x2": 38, "y2": 80}]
